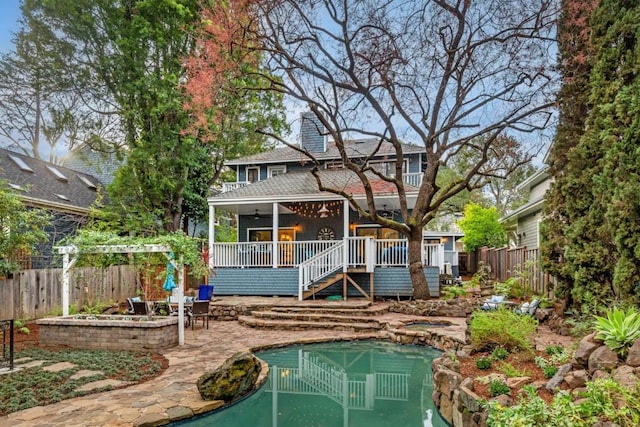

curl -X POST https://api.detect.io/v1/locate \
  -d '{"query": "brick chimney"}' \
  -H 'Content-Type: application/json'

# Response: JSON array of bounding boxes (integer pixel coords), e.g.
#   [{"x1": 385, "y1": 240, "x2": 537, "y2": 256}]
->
[{"x1": 299, "y1": 111, "x2": 326, "y2": 153}]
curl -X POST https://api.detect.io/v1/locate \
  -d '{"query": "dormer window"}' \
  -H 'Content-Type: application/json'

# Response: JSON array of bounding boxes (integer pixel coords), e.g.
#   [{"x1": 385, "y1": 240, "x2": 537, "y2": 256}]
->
[
  {"x1": 8, "y1": 155, "x2": 34, "y2": 173},
  {"x1": 47, "y1": 166, "x2": 68, "y2": 182}
]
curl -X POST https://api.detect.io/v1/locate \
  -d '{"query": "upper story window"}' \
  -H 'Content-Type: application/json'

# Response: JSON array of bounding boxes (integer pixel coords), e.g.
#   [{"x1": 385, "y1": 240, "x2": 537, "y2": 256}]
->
[
  {"x1": 369, "y1": 159, "x2": 408, "y2": 176},
  {"x1": 246, "y1": 166, "x2": 260, "y2": 183},
  {"x1": 324, "y1": 161, "x2": 344, "y2": 170},
  {"x1": 267, "y1": 165, "x2": 286, "y2": 178}
]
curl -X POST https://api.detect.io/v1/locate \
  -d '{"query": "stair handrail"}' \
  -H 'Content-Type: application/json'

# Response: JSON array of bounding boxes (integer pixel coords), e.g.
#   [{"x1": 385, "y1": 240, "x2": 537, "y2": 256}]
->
[{"x1": 298, "y1": 240, "x2": 344, "y2": 300}]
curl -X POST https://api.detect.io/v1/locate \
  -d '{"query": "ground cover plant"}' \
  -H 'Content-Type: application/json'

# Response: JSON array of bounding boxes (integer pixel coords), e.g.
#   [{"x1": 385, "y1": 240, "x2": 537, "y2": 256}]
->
[
  {"x1": 0, "y1": 326, "x2": 167, "y2": 415},
  {"x1": 486, "y1": 379, "x2": 640, "y2": 426}
]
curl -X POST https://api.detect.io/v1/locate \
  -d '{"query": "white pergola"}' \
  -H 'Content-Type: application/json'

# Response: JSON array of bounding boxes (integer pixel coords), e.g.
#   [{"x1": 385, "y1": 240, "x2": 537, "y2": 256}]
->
[{"x1": 55, "y1": 244, "x2": 187, "y2": 345}]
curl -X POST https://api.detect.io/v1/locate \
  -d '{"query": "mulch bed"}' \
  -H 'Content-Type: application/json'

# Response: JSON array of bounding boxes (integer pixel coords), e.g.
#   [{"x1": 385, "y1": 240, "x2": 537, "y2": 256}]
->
[{"x1": 458, "y1": 350, "x2": 562, "y2": 404}]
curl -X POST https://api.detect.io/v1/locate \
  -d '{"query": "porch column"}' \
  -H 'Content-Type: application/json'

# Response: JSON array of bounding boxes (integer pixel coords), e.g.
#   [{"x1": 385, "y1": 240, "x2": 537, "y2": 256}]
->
[
  {"x1": 343, "y1": 199, "x2": 349, "y2": 238},
  {"x1": 208, "y1": 205, "x2": 215, "y2": 269},
  {"x1": 272, "y1": 202, "x2": 279, "y2": 268}
]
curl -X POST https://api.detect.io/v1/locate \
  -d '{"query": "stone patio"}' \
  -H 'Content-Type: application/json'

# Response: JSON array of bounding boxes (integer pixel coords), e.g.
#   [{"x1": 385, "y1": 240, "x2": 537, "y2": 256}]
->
[{"x1": 0, "y1": 298, "x2": 468, "y2": 427}]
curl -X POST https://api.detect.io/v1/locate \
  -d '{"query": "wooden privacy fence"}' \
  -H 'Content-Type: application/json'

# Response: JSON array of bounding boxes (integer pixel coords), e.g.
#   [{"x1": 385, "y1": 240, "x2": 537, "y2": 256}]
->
[
  {"x1": 0, "y1": 265, "x2": 137, "y2": 321},
  {"x1": 476, "y1": 246, "x2": 551, "y2": 295}
]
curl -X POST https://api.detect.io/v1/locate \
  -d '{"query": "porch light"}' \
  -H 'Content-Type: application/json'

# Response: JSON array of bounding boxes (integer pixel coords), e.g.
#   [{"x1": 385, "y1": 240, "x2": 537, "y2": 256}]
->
[
  {"x1": 318, "y1": 202, "x2": 329, "y2": 218},
  {"x1": 253, "y1": 209, "x2": 260, "y2": 220}
]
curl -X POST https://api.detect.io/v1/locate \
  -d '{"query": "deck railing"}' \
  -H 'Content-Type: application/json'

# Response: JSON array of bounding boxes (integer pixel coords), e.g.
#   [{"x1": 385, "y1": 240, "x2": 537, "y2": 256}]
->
[
  {"x1": 210, "y1": 239, "x2": 456, "y2": 272},
  {"x1": 298, "y1": 241, "x2": 344, "y2": 298},
  {"x1": 222, "y1": 173, "x2": 423, "y2": 193}
]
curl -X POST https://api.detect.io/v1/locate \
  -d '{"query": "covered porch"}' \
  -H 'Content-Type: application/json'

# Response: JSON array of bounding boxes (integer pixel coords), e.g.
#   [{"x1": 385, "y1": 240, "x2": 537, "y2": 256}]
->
[{"x1": 207, "y1": 171, "x2": 455, "y2": 300}]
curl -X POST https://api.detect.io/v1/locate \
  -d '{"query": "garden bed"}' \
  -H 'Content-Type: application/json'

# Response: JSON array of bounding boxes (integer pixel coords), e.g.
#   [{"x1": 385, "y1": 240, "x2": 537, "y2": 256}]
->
[{"x1": 37, "y1": 315, "x2": 179, "y2": 351}]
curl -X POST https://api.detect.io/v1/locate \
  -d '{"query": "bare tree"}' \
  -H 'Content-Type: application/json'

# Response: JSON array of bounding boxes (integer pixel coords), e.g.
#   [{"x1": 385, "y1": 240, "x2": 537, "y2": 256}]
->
[{"x1": 213, "y1": 0, "x2": 558, "y2": 298}]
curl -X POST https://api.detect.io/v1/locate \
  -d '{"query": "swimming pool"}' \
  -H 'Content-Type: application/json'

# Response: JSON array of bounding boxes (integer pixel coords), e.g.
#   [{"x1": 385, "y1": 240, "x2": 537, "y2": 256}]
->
[{"x1": 175, "y1": 341, "x2": 448, "y2": 426}]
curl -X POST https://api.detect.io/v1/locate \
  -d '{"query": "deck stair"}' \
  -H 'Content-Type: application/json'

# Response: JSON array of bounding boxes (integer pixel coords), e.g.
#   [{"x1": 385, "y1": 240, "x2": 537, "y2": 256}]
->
[
  {"x1": 302, "y1": 272, "x2": 344, "y2": 300},
  {"x1": 238, "y1": 303, "x2": 389, "y2": 332}
]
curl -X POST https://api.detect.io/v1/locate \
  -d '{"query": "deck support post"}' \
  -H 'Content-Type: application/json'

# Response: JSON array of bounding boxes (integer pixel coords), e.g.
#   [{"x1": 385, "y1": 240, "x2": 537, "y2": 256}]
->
[{"x1": 272, "y1": 202, "x2": 279, "y2": 268}]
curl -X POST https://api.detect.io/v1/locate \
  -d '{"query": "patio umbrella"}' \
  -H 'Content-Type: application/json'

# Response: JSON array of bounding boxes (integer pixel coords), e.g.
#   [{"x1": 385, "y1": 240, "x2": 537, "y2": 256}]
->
[{"x1": 162, "y1": 253, "x2": 176, "y2": 292}]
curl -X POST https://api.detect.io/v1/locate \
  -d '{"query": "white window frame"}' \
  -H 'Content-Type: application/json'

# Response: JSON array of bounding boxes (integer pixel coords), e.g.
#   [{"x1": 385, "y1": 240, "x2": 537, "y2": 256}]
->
[
  {"x1": 267, "y1": 165, "x2": 287, "y2": 178},
  {"x1": 369, "y1": 159, "x2": 408, "y2": 176}
]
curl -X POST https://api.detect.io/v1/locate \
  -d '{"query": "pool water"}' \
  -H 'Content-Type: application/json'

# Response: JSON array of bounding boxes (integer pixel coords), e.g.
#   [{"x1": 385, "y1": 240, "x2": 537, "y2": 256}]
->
[{"x1": 177, "y1": 341, "x2": 448, "y2": 427}]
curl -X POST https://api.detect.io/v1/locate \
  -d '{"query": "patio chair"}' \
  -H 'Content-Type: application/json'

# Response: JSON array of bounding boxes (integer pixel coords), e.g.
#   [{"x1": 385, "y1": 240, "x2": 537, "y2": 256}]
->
[
  {"x1": 480, "y1": 295, "x2": 505, "y2": 310},
  {"x1": 189, "y1": 301, "x2": 210, "y2": 330},
  {"x1": 131, "y1": 301, "x2": 150, "y2": 315},
  {"x1": 514, "y1": 299, "x2": 540, "y2": 316},
  {"x1": 126, "y1": 297, "x2": 142, "y2": 314}
]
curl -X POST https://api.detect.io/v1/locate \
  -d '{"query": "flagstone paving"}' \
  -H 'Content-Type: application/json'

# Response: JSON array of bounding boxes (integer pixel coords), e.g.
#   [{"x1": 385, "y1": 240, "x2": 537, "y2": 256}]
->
[{"x1": 0, "y1": 301, "x2": 467, "y2": 427}]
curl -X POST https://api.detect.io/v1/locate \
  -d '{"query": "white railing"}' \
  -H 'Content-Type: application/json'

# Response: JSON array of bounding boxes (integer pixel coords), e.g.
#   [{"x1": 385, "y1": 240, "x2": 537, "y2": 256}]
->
[
  {"x1": 403, "y1": 172, "x2": 423, "y2": 187},
  {"x1": 210, "y1": 240, "x2": 339, "y2": 268},
  {"x1": 298, "y1": 241, "x2": 344, "y2": 299},
  {"x1": 375, "y1": 372, "x2": 410, "y2": 400},
  {"x1": 210, "y1": 240, "x2": 450, "y2": 272},
  {"x1": 300, "y1": 352, "x2": 345, "y2": 403},
  {"x1": 375, "y1": 239, "x2": 408, "y2": 267},
  {"x1": 221, "y1": 181, "x2": 249, "y2": 193},
  {"x1": 423, "y1": 243, "x2": 444, "y2": 271}
]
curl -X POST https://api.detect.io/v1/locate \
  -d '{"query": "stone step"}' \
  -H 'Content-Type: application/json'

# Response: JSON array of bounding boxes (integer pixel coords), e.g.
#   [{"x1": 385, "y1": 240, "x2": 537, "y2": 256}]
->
[
  {"x1": 251, "y1": 310, "x2": 384, "y2": 326},
  {"x1": 238, "y1": 315, "x2": 383, "y2": 332},
  {"x1": 267, "y1": 305, "x2": 387, "y2": 317}
]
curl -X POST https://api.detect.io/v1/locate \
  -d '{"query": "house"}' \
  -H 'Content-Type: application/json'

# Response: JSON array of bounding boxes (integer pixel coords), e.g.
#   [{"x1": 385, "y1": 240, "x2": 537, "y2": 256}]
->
[
  {"x1": 0, "y1": 147, "x2": 101, "y2": 268},
  {"x1": 62, "y1": 144, "x2": 125, "y2": 187},
  {"x1": 500, "y1": 165, "x2": 551, "y2": 249},
  {"x1": 206, "y1": 113, "x2": 459, "y2": 300}
]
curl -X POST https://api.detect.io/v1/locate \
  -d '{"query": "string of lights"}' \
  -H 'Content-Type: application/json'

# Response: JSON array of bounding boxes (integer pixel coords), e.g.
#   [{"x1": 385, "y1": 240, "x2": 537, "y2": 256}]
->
[{"x1": 284, "y1": 201, "x2": 342, "y2": 218}]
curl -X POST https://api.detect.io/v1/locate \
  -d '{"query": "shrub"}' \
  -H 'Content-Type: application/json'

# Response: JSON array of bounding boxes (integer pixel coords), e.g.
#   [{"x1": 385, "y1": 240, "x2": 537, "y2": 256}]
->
[
  {"x1": 489, "y1": 380, "x2": 511, "y2": 397},
  {"x1": 476, "y1": 356, "x2": 493, "y2": 370},
  {"x1": 442, "y1": 285, "x2": 467, "y2": 300},
  {"x1": 594, "y1": 307, "x2": 640, "y2": 356},
  {"x1": 470, "y1": 308, "x2": 538, "y2": 354},
  {"x1": 542, "y1": 365, "x2": 558, "y2": 379},
  {"x1": 545, "y1": 345, "x2": 564, "y2": 356},
  {"x1": 491, "y1": 347, "x2": 509, "y2": 361}
]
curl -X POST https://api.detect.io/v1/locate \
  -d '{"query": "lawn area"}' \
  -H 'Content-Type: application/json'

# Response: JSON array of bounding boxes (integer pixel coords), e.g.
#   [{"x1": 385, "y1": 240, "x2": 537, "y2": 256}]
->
[{"x1": 1, "y1": 322, "x2": 168, "y2": 416}]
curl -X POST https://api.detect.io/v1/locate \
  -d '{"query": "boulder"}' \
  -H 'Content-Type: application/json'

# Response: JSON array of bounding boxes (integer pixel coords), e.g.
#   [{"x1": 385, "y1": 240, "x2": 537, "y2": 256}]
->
[
  {"x1": 564, "y1": 369, "x2": 588, "y2": 389},
  {"x1": 197, "y1": 352, "x2": 262, "y2": 402},
  {"x1": 574, "y1": 332, "x2": 602, "y2": 367},
  {"x1": 434, "y1": 368, "x2": 463, "y2": 399},
  {"x1": 457, "y1": 386, "x2": 482, "y2": 413},
  {"x1": 612, "y1": 365, "x2": 640, "y2": 390},
  {"x1": 588, "y1": 346, "x2": 619, "y2": 373},
  {"x1": 506, "y1": 376, "x2": 532, "y2": 389},
  {"x1": 546, "y1": 363, "x2": 572, "y2": 391},
  {"x1": 490, "y1": 394, "x2": 513, "y2": 408},
  {"x1": 626, "y1": 338, "x2": 640, "y2": 367},
  {"x1": 591, "y1": 370, "x2": 610, "y2": 381}
]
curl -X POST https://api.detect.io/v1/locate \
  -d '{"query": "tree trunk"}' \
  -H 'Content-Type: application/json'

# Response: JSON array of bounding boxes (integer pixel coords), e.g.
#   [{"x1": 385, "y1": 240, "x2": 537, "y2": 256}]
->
[{"x1": 408, "y1": 226, "x2": 430, "y2": 299}]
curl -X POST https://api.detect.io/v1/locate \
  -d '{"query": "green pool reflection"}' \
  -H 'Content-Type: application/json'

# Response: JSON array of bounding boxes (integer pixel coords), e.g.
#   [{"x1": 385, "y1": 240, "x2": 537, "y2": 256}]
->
[{"x1": 178, "y1": 341, "x2": 448, "y2": 426}]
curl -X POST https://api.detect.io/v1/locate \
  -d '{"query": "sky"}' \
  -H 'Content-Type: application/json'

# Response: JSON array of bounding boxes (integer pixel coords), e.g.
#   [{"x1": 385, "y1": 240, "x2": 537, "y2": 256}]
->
[{"x1": 0, "y1": 0, "x2": 21, "y2": 54}]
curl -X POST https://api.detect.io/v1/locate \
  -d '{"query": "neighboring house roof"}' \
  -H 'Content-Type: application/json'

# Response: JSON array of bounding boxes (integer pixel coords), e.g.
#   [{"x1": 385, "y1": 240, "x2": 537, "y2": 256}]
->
[
  {"x1": 226, "y1": 138, "x2": 425, "y2": 166},
  {"x1": 62, "y1": 144, "x2": 125, "y2": 186},
  {"x1": 0, "y1": 147, "x2": 101, "y2": 215},
  {"x1": 209, "y1": 169, "x2": 419, "y2": 214}
]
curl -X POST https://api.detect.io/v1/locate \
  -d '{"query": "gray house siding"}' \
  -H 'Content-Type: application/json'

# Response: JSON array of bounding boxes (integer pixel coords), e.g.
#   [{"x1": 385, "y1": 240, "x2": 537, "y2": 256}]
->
[
  {"x1": 209, "y1": 269, "x2": 299, "y2": 296},
  {"x1": 208, "y1": 266, "x2": 439, "y2": 298},
  {"x1": 518, "y1": 211, "x2": 541, "y2": 248}
]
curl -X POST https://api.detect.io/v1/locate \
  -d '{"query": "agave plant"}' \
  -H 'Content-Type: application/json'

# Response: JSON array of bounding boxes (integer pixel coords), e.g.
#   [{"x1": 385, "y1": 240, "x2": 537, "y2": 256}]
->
[{"x1": 594, "y1": 307, "x2": 640, "y2": 356}]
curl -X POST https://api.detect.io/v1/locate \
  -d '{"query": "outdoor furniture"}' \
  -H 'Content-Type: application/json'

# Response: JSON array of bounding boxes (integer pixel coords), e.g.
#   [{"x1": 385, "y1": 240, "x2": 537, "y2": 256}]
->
[
  {"x1": 514, "y1": 299, "x2": 540, "y2": 316},
  {"x1": 480, "y1": 295, "x2": 506, "y2": 310},
  {"x1": 126, "y1": 297, "x2": 142, "y2": 314},
  {"x1": 131, "y1": 301, "x2": 151, "y2": 315},
  {"x1": 189, "y1": 301, "x2": 210, "y2": 330}
]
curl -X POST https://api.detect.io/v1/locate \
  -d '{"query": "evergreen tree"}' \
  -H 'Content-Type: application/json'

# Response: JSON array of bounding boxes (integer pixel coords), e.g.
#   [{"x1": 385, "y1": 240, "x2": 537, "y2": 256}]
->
[{"x1": 543, "y1": 0, "x2": 640, "y2": 305}]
